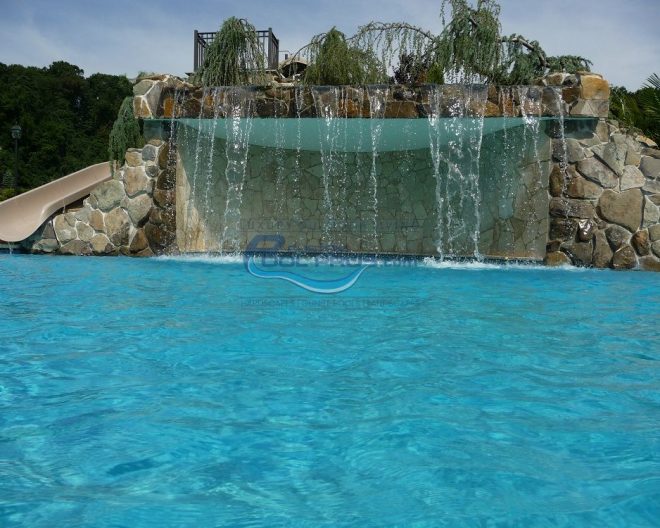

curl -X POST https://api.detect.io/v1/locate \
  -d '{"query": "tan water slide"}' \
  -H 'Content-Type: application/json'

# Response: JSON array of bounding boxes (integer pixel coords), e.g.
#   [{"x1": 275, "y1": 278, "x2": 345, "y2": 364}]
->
[{"x1": 0, "y1": 162, "x2": 111, "y2": 242}]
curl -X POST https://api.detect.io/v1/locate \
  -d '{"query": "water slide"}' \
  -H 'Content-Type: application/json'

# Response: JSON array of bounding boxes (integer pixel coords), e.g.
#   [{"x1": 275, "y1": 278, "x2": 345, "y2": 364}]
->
[{"x1": 0, "y1": 162, "x2": 111, "y2": 243}]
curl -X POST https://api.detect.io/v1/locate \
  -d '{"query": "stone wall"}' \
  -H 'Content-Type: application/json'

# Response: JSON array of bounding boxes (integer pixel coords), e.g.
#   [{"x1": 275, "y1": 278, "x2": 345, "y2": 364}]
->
[
  {"x1": 22, "y1": 141, "x2": 176, "y2": 256},
  {"x1": 133, "y1": 73, "x2": 609, "y2": 120},
  {"x1": 174, "y1": 119, "x2": 551, "y2": 258},
  {"x1": 544, "y1": 116, "x2": 660, "y2": 271},
  {"x1": 24, "y1": 71, "x2": 660, "y2": 270}
]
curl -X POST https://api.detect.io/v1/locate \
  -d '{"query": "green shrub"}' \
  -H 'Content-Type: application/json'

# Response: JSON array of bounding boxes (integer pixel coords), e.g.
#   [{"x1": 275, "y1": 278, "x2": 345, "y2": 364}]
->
[
  {"x1": 108, "y1": 96, "x2": 143, "y2": 169},
  {"x1": 610, "y1": 74, "x2": 660, "y2": 143}
]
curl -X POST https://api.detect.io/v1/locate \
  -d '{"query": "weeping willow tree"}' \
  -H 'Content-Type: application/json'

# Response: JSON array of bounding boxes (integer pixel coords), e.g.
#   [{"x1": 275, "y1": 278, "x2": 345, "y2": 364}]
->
[
  {"x1": 194, "y1": 17, "x2": 266, "y2": 86},
  {"x1": 108, "y1": 97, "x2": 143, "y2": 170},
  {"x1": 302, "y1": 28, "x2": 386, "y2": 85},
  {"x1": 297, "y1": 0, "x2": 592, "y2": 86}
]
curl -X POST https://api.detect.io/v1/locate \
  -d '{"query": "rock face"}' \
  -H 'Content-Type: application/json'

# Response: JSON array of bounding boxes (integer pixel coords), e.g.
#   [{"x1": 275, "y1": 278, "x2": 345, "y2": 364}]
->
[
  {"x1": 546, "y1": 116, "x2": 660, "y2": 271},
  {"x1": 598, "y1": 189, "x2": 643, "y2": 232},
  {"x1": 25, "y1": 140, "x2": 176, "y2": 256},
  {"x1": 21, "y1": 72, "x2": 660, "y2": 271}
]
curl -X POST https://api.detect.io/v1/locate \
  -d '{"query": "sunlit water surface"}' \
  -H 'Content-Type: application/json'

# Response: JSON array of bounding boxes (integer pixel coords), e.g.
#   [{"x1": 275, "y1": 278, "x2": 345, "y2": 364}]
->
[{"x1": 1, "y1": 255, "x2": 659, "y2": 527}]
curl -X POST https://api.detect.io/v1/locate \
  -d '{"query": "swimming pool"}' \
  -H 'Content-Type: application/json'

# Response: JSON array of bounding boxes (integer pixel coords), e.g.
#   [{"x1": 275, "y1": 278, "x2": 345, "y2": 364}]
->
[{"x1": 1, "y1": 255, "x2": 659, "y2": 526}]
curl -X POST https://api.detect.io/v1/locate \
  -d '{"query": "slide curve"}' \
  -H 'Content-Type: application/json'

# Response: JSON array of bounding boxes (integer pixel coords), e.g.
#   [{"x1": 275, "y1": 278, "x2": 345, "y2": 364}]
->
[{"x1": 0, "y1": 162, "x2": 111, "y2": 242}]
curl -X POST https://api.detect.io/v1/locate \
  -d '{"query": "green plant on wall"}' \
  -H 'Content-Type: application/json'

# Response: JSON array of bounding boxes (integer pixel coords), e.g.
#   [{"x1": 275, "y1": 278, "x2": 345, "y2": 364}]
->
[
  {"x1": 610, "y1": 73, "x2": 660, "y2": 143},
  {"x1": 194, "y1": 17, "x2": 266, "y2": 87},
  {"x1": 108, "y1": 96, "x2": 143, "y2": 170}
]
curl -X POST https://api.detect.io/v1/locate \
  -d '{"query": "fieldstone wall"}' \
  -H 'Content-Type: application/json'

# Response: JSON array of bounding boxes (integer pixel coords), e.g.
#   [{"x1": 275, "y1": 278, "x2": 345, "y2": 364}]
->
[
  {"x1": 22, "y1": 141, "x2": 176, "y2": 256},
  {"x1": 545, "y1": 118, "x2": 660, "y2": 271},
  {"x1": 175, "y1": 120, "x2": 551, "y2": 258},
  {"x1": 133, "y1": 73, "x2": 609, "y2": 120}
]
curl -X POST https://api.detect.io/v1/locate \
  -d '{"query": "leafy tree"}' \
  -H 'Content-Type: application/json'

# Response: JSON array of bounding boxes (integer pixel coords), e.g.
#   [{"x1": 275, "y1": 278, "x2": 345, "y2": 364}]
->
[
  {"x1": 303, "y1": 28, "x2": 385, "y2": 85},
  {"x1": 297, "y1": 0, "x2": 592, "y2": 86},
  {"x1": 0, "y1": 61, "x2": 131, "y2": 197},
  {"x1": 194, "y1": 17, "x2": 266, "y2": 86}
]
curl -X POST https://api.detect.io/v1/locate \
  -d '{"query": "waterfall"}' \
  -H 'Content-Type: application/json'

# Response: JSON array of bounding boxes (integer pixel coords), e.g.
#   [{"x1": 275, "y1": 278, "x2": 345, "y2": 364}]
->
[
  {"x1": 311, "y1": 87, "x2": 341, "y2": 251},
  {"x1": 427, "y1": 85, "x2": 487, "y2": 259},
  {"x1": 518, "y1": 86, "x2": 544, "y2": 230},
  {"x1": 367, "y1": 85, "x2": 388, "y2": 253},
  {"x1": 219, "y1": 87, "x2": 256, "y2": 253},
  {"x1": 184, "y1": 86, "x2": 210, "y2": 252},
  {"x1": 202, "y1": 88, "x2": 221, "y2": 251}
]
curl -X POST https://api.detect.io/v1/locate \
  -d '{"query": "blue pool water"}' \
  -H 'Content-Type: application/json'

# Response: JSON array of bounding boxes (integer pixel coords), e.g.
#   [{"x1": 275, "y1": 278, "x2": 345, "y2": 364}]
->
[{"x1": 0, "y1": 255, "x2": 659, "y2": 527}]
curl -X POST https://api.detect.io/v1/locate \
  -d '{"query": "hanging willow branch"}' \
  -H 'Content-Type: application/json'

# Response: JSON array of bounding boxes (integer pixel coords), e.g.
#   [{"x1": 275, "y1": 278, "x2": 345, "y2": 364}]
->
[
  {"x1": 194, "y1": 17, "x2": 266, "y2": 86},
  {"x1": 295, "y1": 0, "x2": 593, "y2": 86},
  {"x1": 301, "y1": 27, "x2": 386, "y2": 85}
]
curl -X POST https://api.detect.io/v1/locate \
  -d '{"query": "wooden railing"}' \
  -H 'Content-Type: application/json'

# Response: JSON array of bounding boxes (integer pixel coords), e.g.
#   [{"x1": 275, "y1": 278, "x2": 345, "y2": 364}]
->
[{"x1": 193, "y1": 28, "x2": 280, "y2": 72}]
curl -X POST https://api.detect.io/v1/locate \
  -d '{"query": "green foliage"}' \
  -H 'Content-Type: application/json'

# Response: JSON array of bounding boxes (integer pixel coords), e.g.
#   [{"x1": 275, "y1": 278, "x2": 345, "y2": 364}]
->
[
  {"x1": 546, "y1": 55, "x2": 592, "y2": 74},
  {"x1": 610, "y1": 74, "x2": 660, "y2": 143},
  {"x1": 0, "y1": 61, "x2": 131, "y2": 194},
  {"x1": 300, "y1": 0, "x2": 593, "y2": 86},
  {"x1": 436, "y1": 0, "x2": 502, "y2": 81},
  {"x1": 194, "y1": 17, "x2": 266, "y2": 86},
  {"x1": 303, "y1": 28, "x2": 386, "y2": 85},
  {"x1": 108, "y1": 97, "x2": 143, "y2": 169},
  {"x1": 0, "y1": 187, "x2": 17, "y2": 201}
]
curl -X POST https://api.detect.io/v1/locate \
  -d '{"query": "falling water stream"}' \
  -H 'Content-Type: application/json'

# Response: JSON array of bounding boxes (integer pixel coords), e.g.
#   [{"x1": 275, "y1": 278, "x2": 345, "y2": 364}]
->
[
  {"x1": 367, "y1": 86, "x2": 388, "y2": 253},
  {"x1": 168, "y1": 82, "x2": 569, "y2": 260},
  {"x1": 219, "y1": 88, "x2": 255, "y2": 252}
]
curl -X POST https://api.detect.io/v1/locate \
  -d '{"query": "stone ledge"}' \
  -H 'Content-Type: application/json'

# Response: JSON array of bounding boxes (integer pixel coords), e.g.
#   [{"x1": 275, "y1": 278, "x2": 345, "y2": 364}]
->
[{"x1": 133, "y1": 72, "x2": 609, "y2": 121}]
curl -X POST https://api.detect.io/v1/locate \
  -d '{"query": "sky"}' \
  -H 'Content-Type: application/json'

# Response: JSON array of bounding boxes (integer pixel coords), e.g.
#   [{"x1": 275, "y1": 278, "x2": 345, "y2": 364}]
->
[{"x1": 0, "y1": 0, "x2": 658, "y2": 90}]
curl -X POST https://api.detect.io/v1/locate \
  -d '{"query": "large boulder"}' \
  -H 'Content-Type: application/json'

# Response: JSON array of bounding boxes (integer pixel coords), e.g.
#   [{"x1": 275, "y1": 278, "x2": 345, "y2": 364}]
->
[
  {"x1": 549, "y1": 197, "x2": 595, "y2": 219},
  {"x1": 593, "y1": 230, "x2": 613, "y2": 268},
  {"x1": 93, "y1": 180, "x2": 126, "y2": 211},
  {"x1": 544, "y1": 251, "x2": 571, "y2": 266},
  {"x1": 89, "y1": 209, "x2": 105, "y2": 232},
  {"x1": 592, "y1": 142, "x2": 627, "y2": 176},
  {"x1": 580, "y1": 75, "x2": 609, "y2": 100},
  {"x1": 577, "y1": 157, "x2": 617, "y2": 188},
  {"x1": 632, "y1": 230, "x2": 650, "y2": 256},
  {"x1": 104, "y1": 208, "x2": 131, "y2": 246},
  {"x1": 612, "y1": 245, "x2": 637, "y2": 269},
  {"x1": 619, "y1": 166, "x2": 645, "y2": 191},
  {"x1": 125, "y1": 194, "x2": 153, "y2": 225},
  {"x1": 124, "y1": 167, "x2": 152, "y2": 197},
  {"x1": 598, "y1": 189, "x2": 643, "y2": 231},
  {"x1": 53, "y1": 213, "x2": 77, "y2": 244},
  {"x1": 640, "y1": 156, "x2": 660, "y2": 179},
  {"x1": 605, "y1": 224, "x2": 631, "y2": 250},
  {"x1": 60, "y1": 240, "x2": 92, "y2": 256},
  {"x1": 129, "y1": 229, "x2": 149, "y2": 253},
  {"x1": 565, "y1": 170, "x2": 602, "y2": 199},
  {"x1": 90, "y1": 233, "x2": 114, "y2": 255}
]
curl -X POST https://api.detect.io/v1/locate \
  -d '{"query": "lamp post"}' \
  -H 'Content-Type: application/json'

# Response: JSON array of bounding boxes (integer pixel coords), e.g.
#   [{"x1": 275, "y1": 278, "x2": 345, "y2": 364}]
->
[{"x1": 11, "y1": 125, "x2": 21, "y2": 189}]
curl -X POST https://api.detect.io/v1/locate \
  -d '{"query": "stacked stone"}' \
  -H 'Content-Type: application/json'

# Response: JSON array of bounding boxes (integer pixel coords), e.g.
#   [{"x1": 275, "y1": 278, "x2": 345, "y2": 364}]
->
[
  {"x1": 545, "y1": 120, "x2": 660, "y2": 271},
  {"x1": 138, "y1": 73, "x2": 608, "y2": 121},
  {"x1": 25, "y1": 141, "x2": 176, "y2": 256}
]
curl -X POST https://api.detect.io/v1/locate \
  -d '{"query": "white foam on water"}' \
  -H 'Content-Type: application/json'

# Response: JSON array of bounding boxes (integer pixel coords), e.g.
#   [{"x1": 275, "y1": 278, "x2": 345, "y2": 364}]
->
[
  {"x1": 420, "y1": 257, "x2": 586, "y2": 272},
  {"x1": 154, "y1": 253, "x2": 589, "y2": 273},
  {"x1": 156, "y1": 254, "x2": 245, "y2": 265}
]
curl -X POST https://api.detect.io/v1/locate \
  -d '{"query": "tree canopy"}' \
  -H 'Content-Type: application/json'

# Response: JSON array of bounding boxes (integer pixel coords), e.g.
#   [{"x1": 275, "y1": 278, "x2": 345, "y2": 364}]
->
[{"x1": 0, "y1": 61, "x2": 131, "y2": 197}]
